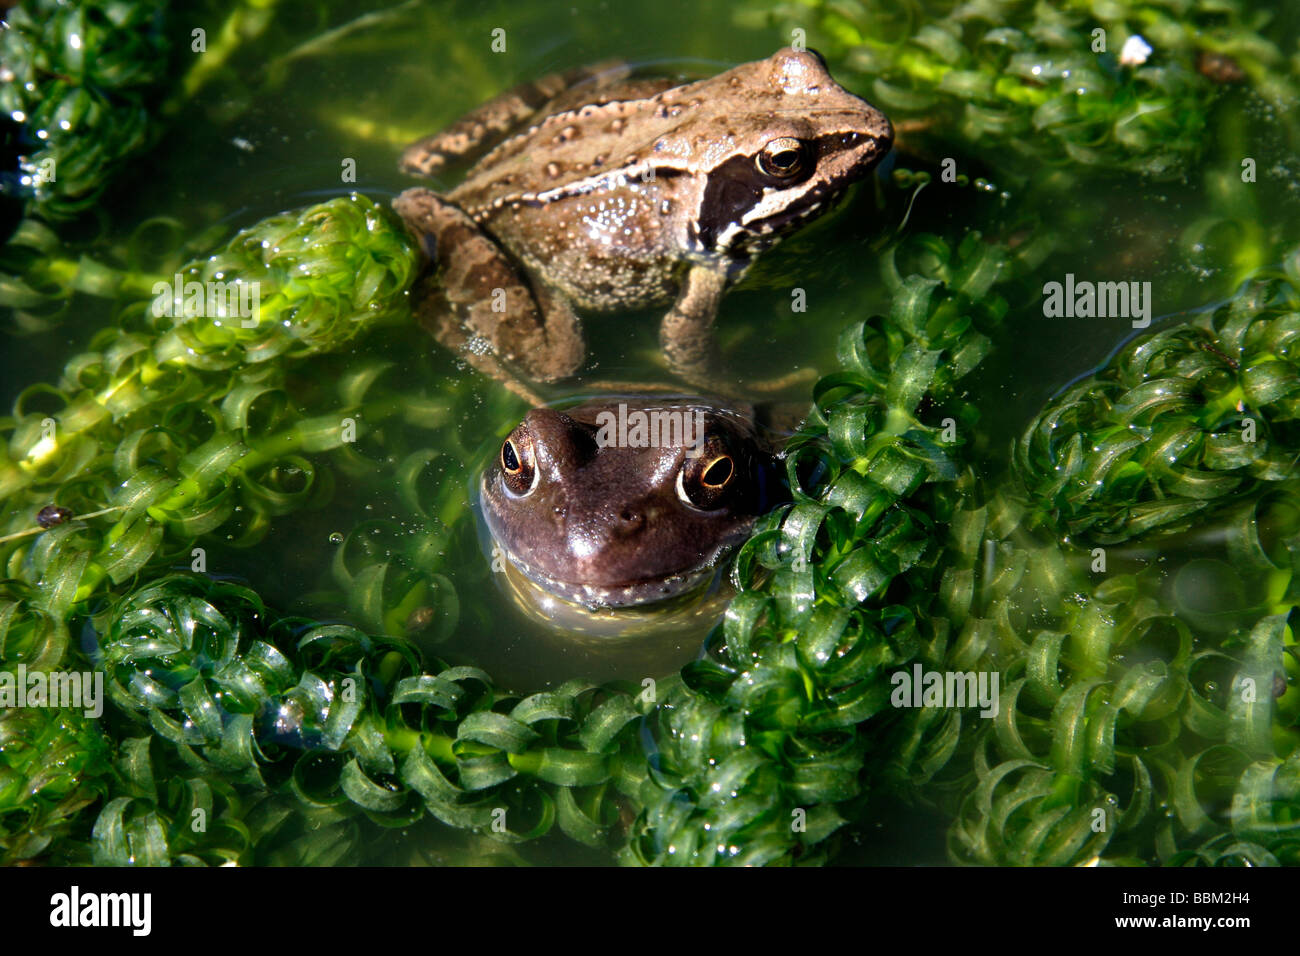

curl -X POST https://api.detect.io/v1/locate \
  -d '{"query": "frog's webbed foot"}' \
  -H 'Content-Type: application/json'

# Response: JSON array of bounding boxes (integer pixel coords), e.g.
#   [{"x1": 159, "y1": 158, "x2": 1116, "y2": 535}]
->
[
  {"x1": 394, "y1": 188, "x2": 583, "y2": 403},
  {"x1": 400, "y1": 61, "x2": 632, "y2": 178}
]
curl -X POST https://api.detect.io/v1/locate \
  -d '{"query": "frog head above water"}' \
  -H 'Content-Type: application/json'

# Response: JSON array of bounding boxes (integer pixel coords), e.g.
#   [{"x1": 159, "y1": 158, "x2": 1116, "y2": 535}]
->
[
  {"x1": 664, "y1": 46, "x2": 895, "y2": 258},
  {"x1": 478, "y1": 399, "x2": 785, "y2": 618}
]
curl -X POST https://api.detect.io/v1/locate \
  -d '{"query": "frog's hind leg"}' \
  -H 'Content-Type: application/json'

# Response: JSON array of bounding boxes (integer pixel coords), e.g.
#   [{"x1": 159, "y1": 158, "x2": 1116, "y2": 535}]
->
[
  {"x1": 394, "y1": 188, "x2": 583, "y2": 403},
  {"x1": 413, "y1": 284, "x2": 545, "y2": 405},
  {"x1": 400, "y1": 61, "x2": 631, "y2": 178}
]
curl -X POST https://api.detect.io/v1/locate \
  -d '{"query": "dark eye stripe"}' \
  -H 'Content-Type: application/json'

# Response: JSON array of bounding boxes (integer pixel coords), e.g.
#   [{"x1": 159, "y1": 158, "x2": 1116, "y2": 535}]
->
[{"x1": 696, "y1": 130, "x2": 883, "y2": 252}]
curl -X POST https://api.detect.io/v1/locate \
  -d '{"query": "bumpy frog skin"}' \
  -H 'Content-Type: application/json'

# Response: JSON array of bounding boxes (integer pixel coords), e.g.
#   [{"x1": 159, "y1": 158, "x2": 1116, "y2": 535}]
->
[
  {"x1": 478, "y1": 398, "x2": 785, "y2": 620},
  {"x1": 394, "y1": 48, "x2": 893, "y2": 398}
]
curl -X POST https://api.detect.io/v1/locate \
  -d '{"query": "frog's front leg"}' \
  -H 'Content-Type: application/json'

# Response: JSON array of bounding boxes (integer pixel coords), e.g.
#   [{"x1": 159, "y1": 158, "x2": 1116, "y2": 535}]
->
[
  {"x1": 659, "y1": 265, "x2": 729, "y2": 388},
  {"x1": 394, "y1": 188, "x2": 585, "y2": 398}
]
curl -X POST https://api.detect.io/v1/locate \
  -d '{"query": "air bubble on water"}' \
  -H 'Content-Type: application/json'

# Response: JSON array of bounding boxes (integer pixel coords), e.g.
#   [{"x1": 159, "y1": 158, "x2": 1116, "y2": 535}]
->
[{"x1": 328, "y1": 531, "x2": 344, "y2": 544}]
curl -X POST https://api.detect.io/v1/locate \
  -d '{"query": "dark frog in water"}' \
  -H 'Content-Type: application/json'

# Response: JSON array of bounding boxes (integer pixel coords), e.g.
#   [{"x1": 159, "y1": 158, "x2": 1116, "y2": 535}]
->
[
  {"x1": 395, "y1": 48, "x2": 893, "y2": 398},
  {"x1": 478, "y1": 398, "x2": 787, "y2": 637}
]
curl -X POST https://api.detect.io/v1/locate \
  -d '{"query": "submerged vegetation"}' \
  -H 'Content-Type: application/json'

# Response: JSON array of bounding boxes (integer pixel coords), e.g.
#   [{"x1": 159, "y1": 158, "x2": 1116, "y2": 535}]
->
[
  {"x1": 0, "y1": 0, "x2": 171, "y2": 221},
  {"x1": 2, "y1": 0, "x2": 1299, "y2": 865}
]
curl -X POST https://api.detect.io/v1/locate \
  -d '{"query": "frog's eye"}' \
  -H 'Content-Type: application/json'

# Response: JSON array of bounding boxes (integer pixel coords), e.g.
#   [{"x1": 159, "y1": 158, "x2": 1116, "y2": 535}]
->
[
  {"x1": 500, "y1": 432, "x2": 538, "y2": 496},
  {"x1": 701, "y1": 456, "x2": 734, "y2": 487},
  {"x1": 756, "y1": 138, "x2": 809, "y2": 180},
  {"x1": 677, "y1": 448, "x2": 736, "y2": 511}
]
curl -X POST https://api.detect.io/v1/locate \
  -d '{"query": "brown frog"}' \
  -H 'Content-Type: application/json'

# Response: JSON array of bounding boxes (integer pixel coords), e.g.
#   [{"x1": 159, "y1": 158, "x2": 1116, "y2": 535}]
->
[
  {"x1": 477, "y1": 397, "x2": 786, "y2": 637},
  {"x1": 394, "y1": 48, "x2": 893, "y2": 400}
]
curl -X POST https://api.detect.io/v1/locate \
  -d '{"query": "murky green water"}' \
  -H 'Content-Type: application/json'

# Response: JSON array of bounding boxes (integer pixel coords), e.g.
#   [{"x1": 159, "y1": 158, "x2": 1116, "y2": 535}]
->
[{"x1": 4, "y1": 0, "x2": 1300, "y2": 865}]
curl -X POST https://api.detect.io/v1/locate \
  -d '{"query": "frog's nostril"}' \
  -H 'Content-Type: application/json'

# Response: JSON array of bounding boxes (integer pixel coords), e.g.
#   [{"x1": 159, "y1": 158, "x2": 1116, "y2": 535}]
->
[{"x1": 617, "y1": 508, "x2": 645, "y2": 533}]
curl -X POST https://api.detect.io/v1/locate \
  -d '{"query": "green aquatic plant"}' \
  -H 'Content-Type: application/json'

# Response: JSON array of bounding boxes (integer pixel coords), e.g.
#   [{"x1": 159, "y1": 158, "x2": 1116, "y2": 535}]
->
[
  {"x1": 0, "y1": 193, "x2": 426, "y2": 861},
  {"x1": 0, "y1": 703, "x2": 112, "y2": 863},
  {"x1": 0, "y1": 191, "x2": 417, "y2": 555},
  {"x1": 91, "y1": 575, "x2": 650, "y2": 861},
  {"x1": 4, "y1": 197, "x2": 1298, "y2": 866},
  {"x1": 943, "y1": 253, "x2": 1300, "y2": 866},
  {"x1": 1017, "y1": 253, "x2": 1300, "y2": 544},
  {"x1": 0, "y1": 207, "x2": 1012, "y2": 863},
  {"x1": 621, "y1": 233, "x2": 1015, "y2": 864},
  {"x1": 4, "y1": 0, "x2": 1300, "y2": 868},
  {"x1": 0, "y1": 0, "x2": 172, "y2": 220},
  {"x1": 0, "y1": 0, "x2": 289, "y2": 225}
]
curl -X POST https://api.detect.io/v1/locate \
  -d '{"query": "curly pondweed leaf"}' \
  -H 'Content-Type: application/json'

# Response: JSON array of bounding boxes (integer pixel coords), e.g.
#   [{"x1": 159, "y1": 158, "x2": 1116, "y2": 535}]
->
[
  {"x1": 0, "y1": 700, "x2": 113, "y2": 864},
  {"x1": 620, "y1": 235, "x2": 1013, "y2": 865},
  {"x1": 150, "y1": 194, "x2": 419, "y2": 366},
  {"x1": 88, "y1": 733, "x2": 367, "y2": 867},
  {"x1": 0, "y1": 0, "x2": 172, "y2": 220},
  {"x1": 947, "y1": 594, "x2": 1300, "y2": 866},
  {"x1": 1017, "y1": 252, "x2": 1300, "y2": 544},
  {"x1": 0, "y1": 194, "x2": 419, "y2": 618},
  {"x1": 91, "y1": 574, "x2": 653, "y2": 859},
  {"x1": 943, "y1": 254, "x2": 1300, "y2": 866}
]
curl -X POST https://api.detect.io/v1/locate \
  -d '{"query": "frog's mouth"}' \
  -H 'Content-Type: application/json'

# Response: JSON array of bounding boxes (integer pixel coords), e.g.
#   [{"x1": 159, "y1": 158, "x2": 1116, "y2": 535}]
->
[
  {"x1": 498, "y1": 543, "x2": 720, "y2": 610},
  {"x1": 495, "y1": 550, "x2": 736, "y2": 643}
]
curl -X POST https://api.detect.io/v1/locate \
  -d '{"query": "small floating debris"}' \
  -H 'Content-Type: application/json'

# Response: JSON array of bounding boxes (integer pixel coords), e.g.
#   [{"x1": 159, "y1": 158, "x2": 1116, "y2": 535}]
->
[
  {"x1": 36, "y1": 504, "x2": 73, "y2": 528},
  {"x1": 1196, "y1": 50, "x2": 1246, "y2": 84},
  {"x1": 1119, "y1": 35, "x2": 1153, "y2": 67}
]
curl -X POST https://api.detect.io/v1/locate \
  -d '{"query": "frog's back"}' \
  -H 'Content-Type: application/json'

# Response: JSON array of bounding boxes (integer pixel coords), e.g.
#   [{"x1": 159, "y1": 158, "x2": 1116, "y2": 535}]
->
[{"x1": 446, "y1": 75, "x2": 679, "y2": 213}]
